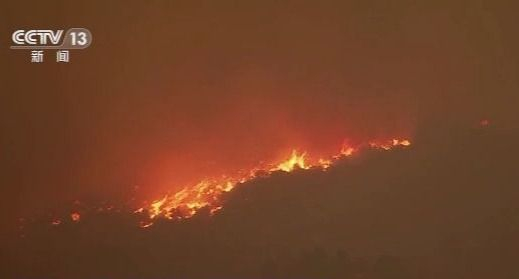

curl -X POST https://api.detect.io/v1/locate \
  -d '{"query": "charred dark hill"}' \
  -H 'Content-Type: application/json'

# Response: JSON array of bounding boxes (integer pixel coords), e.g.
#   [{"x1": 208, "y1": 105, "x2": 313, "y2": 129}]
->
[{"x1": 2, "y1": 126, "x2": 518, "y2": 279}]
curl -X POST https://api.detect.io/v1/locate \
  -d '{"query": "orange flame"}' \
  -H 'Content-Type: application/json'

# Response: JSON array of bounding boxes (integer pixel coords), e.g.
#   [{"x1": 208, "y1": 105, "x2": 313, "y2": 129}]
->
[
  {"x1": 135, "y1": 138, "x2": 411, "y2": 226},
  {"x1": 340, "y1": 146, "x2": 355, "y2": 156},
  {"x1": 318, "y1": 158, "x2": 333, "y2": 169},
  {"x1": 393, "y1": 139, "x2": 411, "y2": 146},
  {"x1": 273, "y1": 150, "x2": 308, "y2": 172}
]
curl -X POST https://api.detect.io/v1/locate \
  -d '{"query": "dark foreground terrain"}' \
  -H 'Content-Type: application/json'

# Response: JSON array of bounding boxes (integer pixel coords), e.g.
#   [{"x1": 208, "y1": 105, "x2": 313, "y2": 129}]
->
[{"x1": 2, "y1": 126, "x2": 518, "y2": 279}]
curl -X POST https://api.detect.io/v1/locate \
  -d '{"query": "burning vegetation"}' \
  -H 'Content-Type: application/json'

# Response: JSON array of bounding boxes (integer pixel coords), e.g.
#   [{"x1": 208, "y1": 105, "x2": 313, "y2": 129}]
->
[
  {"x1": 133, "y1": 138, "x2": 412, "y2": 227},
  {"x1": 31, "y1": 138, "x2": 411, "y2": 229}
]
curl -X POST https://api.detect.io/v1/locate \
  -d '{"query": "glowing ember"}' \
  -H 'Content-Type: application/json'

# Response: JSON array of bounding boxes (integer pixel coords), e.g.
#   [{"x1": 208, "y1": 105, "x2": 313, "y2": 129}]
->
[
  {"x1": 70, "y1": 212, "x2": 81, "y2": 222},
  {"x1": 139, "y1": 221, "x2": 153, "y2": 228},
  {"x1": 480, "y1": 119, "x2": 490, "y2": 126},
  {"x1": 210, "y1": 206, "x2": 223, "y2": 215}
]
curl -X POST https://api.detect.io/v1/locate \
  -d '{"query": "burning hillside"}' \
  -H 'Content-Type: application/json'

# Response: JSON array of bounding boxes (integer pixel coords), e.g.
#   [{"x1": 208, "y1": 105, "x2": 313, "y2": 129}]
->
[
  {"x1": 37, "y1": 138, "x2": 411, "y2": 229},
  {"x1": 6, "y1": 127, "x2": 518, "y2": 279}
]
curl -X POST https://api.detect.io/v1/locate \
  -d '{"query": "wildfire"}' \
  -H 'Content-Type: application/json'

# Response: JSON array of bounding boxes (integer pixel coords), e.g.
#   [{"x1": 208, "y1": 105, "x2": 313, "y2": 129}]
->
[
  {"x1": 42, "y1": 138, "x2": 411, "y2": 228},
  {"x1": 133, "y1": 138, "x2": 411, "y2": 227}
]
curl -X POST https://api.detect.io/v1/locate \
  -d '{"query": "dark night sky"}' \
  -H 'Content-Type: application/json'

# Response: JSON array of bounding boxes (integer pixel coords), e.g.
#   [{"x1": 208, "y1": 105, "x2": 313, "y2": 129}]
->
[{"x1": 1, "y1": 0, "x2": 518, "y2": 233}]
